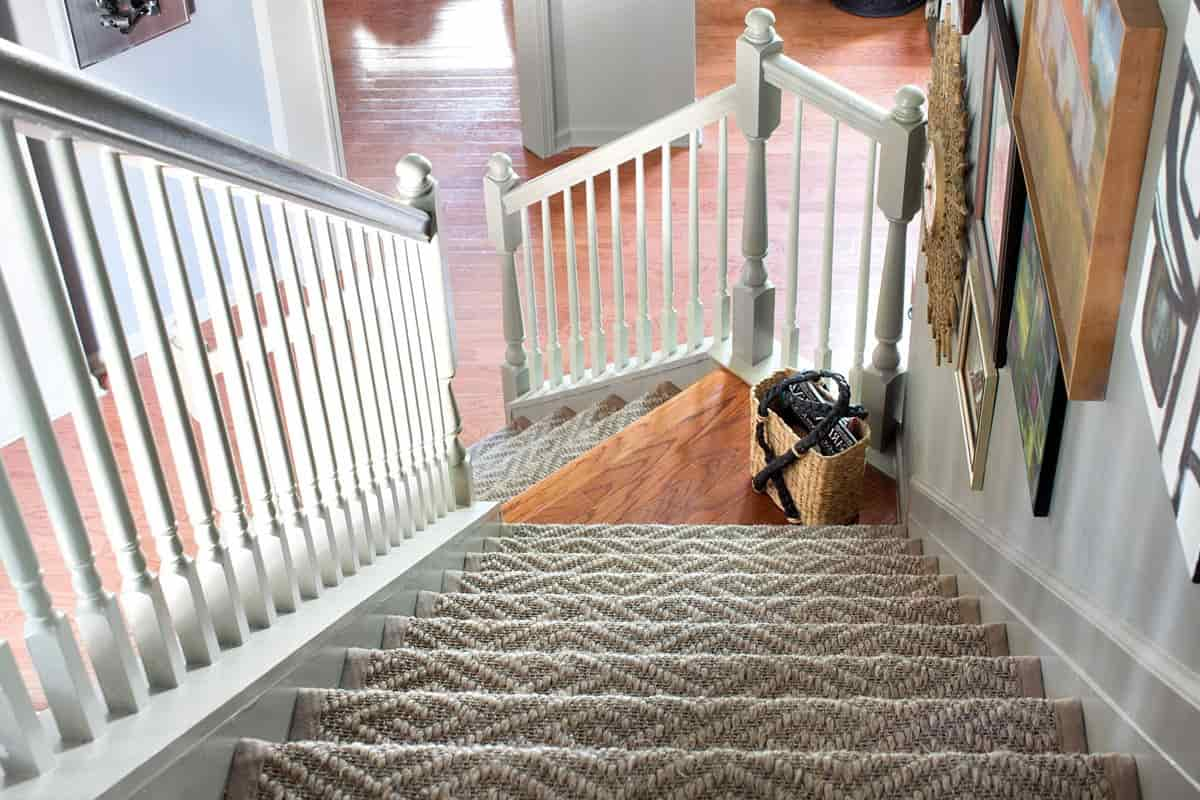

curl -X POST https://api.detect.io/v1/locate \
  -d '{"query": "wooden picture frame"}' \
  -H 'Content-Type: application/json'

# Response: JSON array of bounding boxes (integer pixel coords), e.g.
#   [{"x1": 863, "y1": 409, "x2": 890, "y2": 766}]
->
[
  {"x1": 973, "y1": 0, "x2": 1026, "y2": 367},
  {"x1": 1008, "y1": 203, "x2": 1069, "y2": 516},
  {"x1": 955, "y1": 225, "x2": 998, "y2": 491},
  {"x1": 959, "y1": 0, "x2": 983, "y2": 34},
  {"x1": 1012, "y1": 0, "x2": 1164, "y2": 400}
]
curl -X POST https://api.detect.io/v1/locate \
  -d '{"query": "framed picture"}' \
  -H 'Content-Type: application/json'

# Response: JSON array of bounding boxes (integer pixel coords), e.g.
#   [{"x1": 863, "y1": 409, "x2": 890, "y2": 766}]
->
[
  {"x1": 959, "y1": 0, "x2": 983, "y2": 34},
  {"x1": 1130, "y1": 0, "x2": 1200, "y2": 581},
  {"x1": 1012, "y1": 0, "x2": 1164, "y2": 400},
  {"x1": 955, "y1": 225, "x2": 998, "y2": 491},
  {"x1": 973, "y1": 0, "x2": 1025, "y2": 367},
  {"x1": 1008, "y1": 203, "x2": 1068, "y2": 516}
]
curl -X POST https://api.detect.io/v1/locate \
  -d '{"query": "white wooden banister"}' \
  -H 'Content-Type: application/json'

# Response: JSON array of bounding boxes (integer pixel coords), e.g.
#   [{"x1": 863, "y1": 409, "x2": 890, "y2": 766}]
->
[
  {"x1": 484, "y1": 153, "x2": 530, "y2": 407},
  {"x1": 686, "y1": 129, "x2": 703, "y2": 351},
  {"x1": 762, "y1": 53, "x2": 891, "y2": 140},
  {"x1": 609, "y1": 166, "x2": 630, "y2": 370},
  {"x1": 815, "y1": 119, "x2": 840, "y2": 371},
  {"x1": 39, "y1": 137, "x2": 222, "y2": 669},
  {"x1": 0, "y1": 639, "x2": 54, "y2": 777},
  {"x1": 585, "y1": 175, "x2": 607, "y2": 374}
]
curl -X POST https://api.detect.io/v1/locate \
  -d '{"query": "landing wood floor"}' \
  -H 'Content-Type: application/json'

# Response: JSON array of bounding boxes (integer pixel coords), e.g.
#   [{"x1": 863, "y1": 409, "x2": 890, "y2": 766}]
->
[{"x1": 0, "y1": 1, "x2": 925, "y2": 706}]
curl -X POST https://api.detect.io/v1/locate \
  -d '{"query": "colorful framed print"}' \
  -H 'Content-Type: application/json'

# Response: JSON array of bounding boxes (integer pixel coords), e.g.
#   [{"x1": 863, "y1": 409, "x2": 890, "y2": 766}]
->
[
  {"x1": 973, "y1": 0, "x2": 1026, "y2": 367},
  {"x1": 1012, "y1": 0, "x2": 1164, "y2": 400},
  {"x1": 1130, "y1": 0, "x2": 1200, "y2": 581},
  {"x1": 1008, "y1": 204, "x2": 1068, "y2": 516},
  {"x1": 955, "y1": 226, "x2": 998, "y2": 491}
]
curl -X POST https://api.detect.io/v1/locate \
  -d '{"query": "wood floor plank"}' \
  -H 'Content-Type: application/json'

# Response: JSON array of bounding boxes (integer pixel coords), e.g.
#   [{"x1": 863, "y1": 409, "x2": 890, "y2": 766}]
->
[{"x1": 502, "y1": 369, "x2": 897, "y2": 526}]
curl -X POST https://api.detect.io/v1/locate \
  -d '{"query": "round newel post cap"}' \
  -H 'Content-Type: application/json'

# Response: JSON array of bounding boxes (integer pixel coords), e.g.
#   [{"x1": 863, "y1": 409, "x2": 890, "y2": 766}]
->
[
  {"x1": 744, "y1": 8, "x2": 776, "y2": 44},
  {"x1": 395, "y1": 153, "x2": 434, "y2": 197},
  {"x1": 892, "y1": 85, "x2": 927, "y2": 124},
  {"x1": 486, "y1": 152, "x2": 515, "y2": 183}
]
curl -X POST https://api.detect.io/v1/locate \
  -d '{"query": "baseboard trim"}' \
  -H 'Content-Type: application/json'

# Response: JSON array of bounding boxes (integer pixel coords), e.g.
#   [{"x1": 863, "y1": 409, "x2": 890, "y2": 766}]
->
[{"x1": 909, "y1": 479, "x2": 1200, "y2": 798}]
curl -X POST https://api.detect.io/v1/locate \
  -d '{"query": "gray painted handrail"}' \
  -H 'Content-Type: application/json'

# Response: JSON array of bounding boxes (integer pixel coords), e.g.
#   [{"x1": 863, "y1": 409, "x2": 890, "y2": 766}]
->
[{"x1": 0, "y1": 39, "x2": 431, "y2": 242}]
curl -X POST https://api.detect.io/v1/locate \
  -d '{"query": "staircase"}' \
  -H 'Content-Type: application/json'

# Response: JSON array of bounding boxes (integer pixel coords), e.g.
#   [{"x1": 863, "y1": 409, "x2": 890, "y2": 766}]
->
[{"x1": 223, "y1": 516, "x2": 1139, "y2": 798}]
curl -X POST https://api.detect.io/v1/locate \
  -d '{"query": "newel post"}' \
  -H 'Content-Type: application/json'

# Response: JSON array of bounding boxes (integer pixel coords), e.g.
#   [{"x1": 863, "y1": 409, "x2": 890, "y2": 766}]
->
[
  {"x1": 483, "y1": 153, "x2": 530, "y2": 409},
  {"x1": 396, "y1": 153, "x2": 473, "y2": 508},
  {"x1": 862, "y1": 85, "x2": 927, "y2": 451},
  {"x1": 731, "y1": 7, "x2": 783, "y2": 367}
]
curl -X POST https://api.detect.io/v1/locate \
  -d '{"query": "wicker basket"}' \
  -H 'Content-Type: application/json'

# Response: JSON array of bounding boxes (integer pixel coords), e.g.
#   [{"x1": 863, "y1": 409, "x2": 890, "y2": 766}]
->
[{"x1": 749, "y1": 369, "x2": 870, "y2": 525}]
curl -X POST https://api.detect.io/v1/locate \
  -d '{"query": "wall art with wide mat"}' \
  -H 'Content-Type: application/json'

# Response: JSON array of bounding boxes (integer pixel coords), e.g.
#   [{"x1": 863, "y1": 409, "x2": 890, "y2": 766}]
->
[{"x1": 1012, "y1": 0, "x2": 1164, "y2": 400}]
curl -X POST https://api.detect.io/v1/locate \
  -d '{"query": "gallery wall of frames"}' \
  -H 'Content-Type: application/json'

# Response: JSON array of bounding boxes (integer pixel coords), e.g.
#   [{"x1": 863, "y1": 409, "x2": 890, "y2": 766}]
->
[{"x1": 928, "y1": 0, "x2": 1200, "y2": 579}]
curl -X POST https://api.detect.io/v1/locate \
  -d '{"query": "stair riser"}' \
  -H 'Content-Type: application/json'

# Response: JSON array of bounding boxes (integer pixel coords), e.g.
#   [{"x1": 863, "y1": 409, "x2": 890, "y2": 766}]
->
[
  {"x1": 291, "y1": 692, "x2": 1086, "y2": 755},
  {"x1": 480, "y1": 536, "x2": 924, "y2": 556},
  {"x1": 499, "y1": 523, "x2": 908, "y2": 540},
  {"x1": 464, "y1": 552, "x2": 941, "y2": 575},
  {"x1": 414, "y1": 591, "x2": 982, "y2": 625},
  {"x1": 341, "y1": 650, "x2": 1047, "y2": 700}
]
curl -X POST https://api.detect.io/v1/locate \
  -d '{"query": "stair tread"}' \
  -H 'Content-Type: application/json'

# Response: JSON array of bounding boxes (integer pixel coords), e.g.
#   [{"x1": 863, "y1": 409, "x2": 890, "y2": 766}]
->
[
  {"x1": 415, "y1": 591, "x2": 982, "y2": 625},
  {"x1": 290, "y1": 690, "x2": 1087, "y2": 754},
  {"x1": 340, "y1": 649, "x2": 1046, "y2": 699},
  {"x1": 480, "y1": 534, "x2": 924, "y2": 556},
  {"x1": 380, "y1": 617, "x2": 1010, "y2": 657},
  {"x1": 226, "y1": 740, "x2": 1140, "y2": 800},
  {"x1": 499, "y1": 522, "x2": 909, "y2": 539},
  {"x1": 464, "y1": 550, "x2": 940, "y2": 575},
  {"x1": 442, "y1": 569, "x2": 959, "y2": 597}
]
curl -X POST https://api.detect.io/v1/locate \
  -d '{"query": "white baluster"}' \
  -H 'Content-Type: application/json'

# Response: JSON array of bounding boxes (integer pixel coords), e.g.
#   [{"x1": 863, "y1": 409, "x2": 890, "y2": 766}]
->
[
  {"x1": 271, "y1": 202, "x2": 363, "y2": 567},
  {"x1": 714, "y1": 116, "x2": 731, "y2": 343},
  {"x1": 19, "y1": 139, "x2": 185, "y2": 691},
  {"x1": 851, "y1": 140, "x2": 879, "y2": 398},
  {"x1": 40, "y1": 138, "x2": 220, "y2": 668},
  {"x1": 0, "y1": 639, "x2": 54, "y2": 776},
  {"x1": 240, "y1": 189, "x2": 346, "y2": 580},
  {"x1": 731, "y1": 8, "x2": 782, "y2": 366},
  {"x1": 484, "y1": 154, "x2": 530, "y2": 406},
  {"x1": 96, "y1": 149, "x2": 256, "y2": 643},
  {"x1": 172, "y1": 174, "x2": 303, "y2": 616},
  {"x1": 519, "y1": 207, "x2": 544, "y2": 386},
  {"x1": 172, "y1": 174, "x2": 303, "y2": 617},
  {"x1": 357, "y1": 227, "x2": 416, "y2": 544},
  {"x1": 687, "y1": 129, "x2": 704, "y2": 350},
  {"x1": 374, "y1": 230, "x2": 431, "y2": 531},
  {"x1": 316, "y1": 215, "x2": 393, "y2": 550},
  {"x1": 585, "y1": 175, "x2": 606, "y2": 376},
  {"x1": 0, "y1": 461, "x2": 105, "y2": 744},
  {"x1": 661, "y1": 143, "x2": 678, "y2": 356},
  {"x1": 338, "y1": 222, "x2": 408, "y2": 543},
  {"x1": 541, "y1": 198, "x2": 564, "y2": 387},
  {"x1": 609, "y1": 166, "x2": 630, "y2": 370},
  {"x1": 0, "y1": 265, "x2": 147, "y2": 718},
  {"x1": 562, "y1": 187, "x2": 585, "y2": 382},
  {"x1": 783, "y1": 97, "x2": 804, "y2": 367},
  {"x1": 209, "y1": 184, "x2": 325, "y2": 597},
  {"x1": 814, "y1": 119, "x2": 840, "y2": 370},
  {"x1": 635, "y1": 153, "x2": 652, "y2": 363},
  {"x1": 299, "y1": 210, "x2": 378, "y2": 565}
]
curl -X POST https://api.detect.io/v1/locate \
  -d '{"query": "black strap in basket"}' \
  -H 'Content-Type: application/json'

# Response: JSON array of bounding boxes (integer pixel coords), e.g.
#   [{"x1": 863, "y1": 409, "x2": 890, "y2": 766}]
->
[{"x1": 752, "y1": 370, "x2": 867, "y2": 521}]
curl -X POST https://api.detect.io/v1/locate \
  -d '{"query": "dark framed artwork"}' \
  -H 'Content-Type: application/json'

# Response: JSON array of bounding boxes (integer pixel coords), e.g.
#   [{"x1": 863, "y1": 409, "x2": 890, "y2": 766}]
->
[
  {"x1": 959, "y1": 0, "x2": 983, "y2": 34},
  {"x1": 1007, "y1": 203, "x2": 1068, "y2": 516},
  {"x1": 973, "y1": 0, "x2": 1025, "y2": 367},
  {"x1": 1012, "y1": 0, "x2": 1164, "y2": 400},
  {"x1": 1130, "y1": 0, "x2": 1200, "y2": 581},
  {"x1": 955, "y1": 225, "x2": 998, "y2": 490}
]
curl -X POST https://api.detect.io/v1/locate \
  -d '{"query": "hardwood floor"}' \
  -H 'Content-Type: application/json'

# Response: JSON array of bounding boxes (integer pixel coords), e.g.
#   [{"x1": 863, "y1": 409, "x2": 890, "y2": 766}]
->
[
  {"x1": 325, "y1": 0, "x2": 931, "y2": 445},
  {"x1": 502, "y1": 368, "x2": 898, "y2": 526},
  {"x1": 0, "y1": 2, "x2": 925, "y2": 707}
]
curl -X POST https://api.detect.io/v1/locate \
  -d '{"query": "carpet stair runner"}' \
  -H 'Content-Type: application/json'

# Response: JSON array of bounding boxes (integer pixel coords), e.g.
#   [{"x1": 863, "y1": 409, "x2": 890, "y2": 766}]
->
[
  {"x1": 225, "y1": 522, "x2": 1140, "y2": 799},
  {"x1": 470, "y1": 383, "x2": 681, "y2": 501}
]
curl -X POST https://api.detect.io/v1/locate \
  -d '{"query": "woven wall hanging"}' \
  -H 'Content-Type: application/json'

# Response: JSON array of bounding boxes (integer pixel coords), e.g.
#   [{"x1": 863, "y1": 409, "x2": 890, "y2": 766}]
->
[{"x1": 922, "y1": 15, "x2": 969, "y2": 365}]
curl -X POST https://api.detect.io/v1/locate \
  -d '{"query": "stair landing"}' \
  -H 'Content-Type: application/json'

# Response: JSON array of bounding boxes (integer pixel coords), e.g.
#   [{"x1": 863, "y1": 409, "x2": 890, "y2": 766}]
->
[{"x1": 502, "y1": 368, "x2": 898, "y2": 525}]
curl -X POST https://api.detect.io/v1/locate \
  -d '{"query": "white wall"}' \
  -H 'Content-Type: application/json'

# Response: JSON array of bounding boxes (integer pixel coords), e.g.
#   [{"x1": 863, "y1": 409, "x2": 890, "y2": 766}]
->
[
  {"x1": 904, "y1": 0, "x2": 1200, "y2": 790},
  {"x1": 515, "y1": 0, "x2": 696, "y2": 156}
]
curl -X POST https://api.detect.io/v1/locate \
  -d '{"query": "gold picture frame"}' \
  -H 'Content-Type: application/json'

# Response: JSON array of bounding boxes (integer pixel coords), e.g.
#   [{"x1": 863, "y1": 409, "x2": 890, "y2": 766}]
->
[
  {"x1": 1012, "y1": 0, "x2": 1164, "y2": 400},
  {"x1": 955, "y1": 226, "x2": 999, "y2": 490}
]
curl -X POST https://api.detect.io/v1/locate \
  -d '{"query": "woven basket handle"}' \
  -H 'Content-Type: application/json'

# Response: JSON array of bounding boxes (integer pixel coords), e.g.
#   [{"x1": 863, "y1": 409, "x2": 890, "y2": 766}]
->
[{"x1": 751, "y1": 370, "x2": 867, "y2": 520}]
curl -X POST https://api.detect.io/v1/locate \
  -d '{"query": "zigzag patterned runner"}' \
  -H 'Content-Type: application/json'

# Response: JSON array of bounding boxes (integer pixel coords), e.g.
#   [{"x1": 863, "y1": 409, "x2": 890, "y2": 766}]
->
[
  {"x1": 415, "y1": 591, "x2": 981, "y2": 625},
  {"x1": 464, "y1": 551, "x2": 940, "y2": 575},
  {"x1": 228, "y1": 741, "x2": 1138, "y2": 800},
  {"x1": 480, "y1": 535, "x2": 923, "y2": 557},
  {"x1": 340, "y1": 649, "x2": 1046, "y2": 700},
  {"x1": 290, "y1": 690, "x2": 1086, "y2": 754},
  {"x1": 380, "y1": 618, "x2": 1009, "y2": 657},
  {"x1": 442, "y1": 570, "x2": 958, "y2": 597}
]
